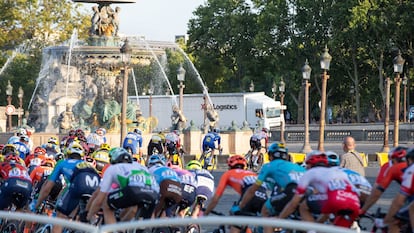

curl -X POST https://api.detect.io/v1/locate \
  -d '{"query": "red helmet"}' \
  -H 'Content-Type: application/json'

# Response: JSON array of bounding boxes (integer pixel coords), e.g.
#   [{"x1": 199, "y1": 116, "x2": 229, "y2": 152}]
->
[
  {"x1": 389, "y1": 146, "x2": 407, "y2": 160},
  {"x1": 34, "y1": 146, "x2": 47, "y2": 156},
  {"x1": 227, "y1": 155, "x2": 247, "y2": 169},
  {"x1": 41, "y1": 158, "x2": 56, "y2": 168},
  {"x1": 305, "y1": 150, "x2": 328, "y2": 168},
  {"x1": 5, "y1": 153, "x2": 21, "y2": 163}
]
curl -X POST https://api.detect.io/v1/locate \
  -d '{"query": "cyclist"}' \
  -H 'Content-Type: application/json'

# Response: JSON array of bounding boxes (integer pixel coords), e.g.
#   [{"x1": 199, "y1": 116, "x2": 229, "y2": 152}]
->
[
  {"x1": 13, "y1": 134, "x2": 31, "y2": 159},
  {"x1": 249, "y1": 127, "x2": 269, "y2": 153},
  {"x1": 165, "y1": 130, "x2": 183, "y2": 166},
  {"x1": 167, "y1": 162, "x2": 198, "y2": 218},
  {"x1": 202, "y1": 128, "x2": 221, "y2": 159},
  {"x1": 186, "y1": 160, "x2": 215, "y2": 218},
  {"x1": 384, "y1": 147, "x2": 414, "y2": 232},
  {"x1": 25, "y1": 146, "x2": 48, "y2": 174},
  {"x1": 360, "y1": 146, "x2": 408, "y2": 215},
  {"x1": 86, "y1": 132, "x2": 103, "y2": 153},
  {"x1": 278, "y1": 150, "x2": 360, "y2": 229},
  {"x1": 205, "y1": 155, "x2": 267, "y2": 233},
  {"x1": 87, "y1": 147, "x2": 159, "y2": 224},
  {"x1": 91, "y1": 146, "x2": 111, "y2": 176},
  {"x1": 236, "y1": 142, "x2": 304, "y2": 233},
  {"x1": 123, "y1": 128, "x2": 144, "y2": 158},
  {"x1": 1, "y1": 144, "x2": 25, "y2": 165},
  {"x1": 147, "y1": 131, "x2": 166, "y2": 156},
  {"x1": 147, "y1": 154, "x2": 182, "y2": 217},
  {"x1": 95, "y1": 127, "x2": 107, "y2": 143},
  {"x1": 34, "y1": 141, "x2": 100, "y2": 233},
  {"x1": 0, "y1": 153, "x2": 33, "y2": 210}
]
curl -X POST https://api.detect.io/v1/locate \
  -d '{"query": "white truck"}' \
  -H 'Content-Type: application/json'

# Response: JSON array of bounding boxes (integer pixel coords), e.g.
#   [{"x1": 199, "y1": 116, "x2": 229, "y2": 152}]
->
[{"x1": 130, "y1": 92, "x2": 285, "y2": 131}]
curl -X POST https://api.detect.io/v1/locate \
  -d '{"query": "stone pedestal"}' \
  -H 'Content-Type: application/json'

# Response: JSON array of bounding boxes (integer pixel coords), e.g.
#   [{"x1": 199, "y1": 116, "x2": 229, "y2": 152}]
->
[
  {"x1": 228, "y1": 130, "x2": 252, "y2": 155},
  {"x1": 184, "y1": 129, "x2": 202, "y2": 155}
]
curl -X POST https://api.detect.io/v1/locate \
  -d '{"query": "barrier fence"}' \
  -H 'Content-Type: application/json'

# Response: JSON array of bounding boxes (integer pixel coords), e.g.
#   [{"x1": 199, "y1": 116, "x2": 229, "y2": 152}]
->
[{"x1": 0, "y1": 211, "x2": 369, "y2": 233}]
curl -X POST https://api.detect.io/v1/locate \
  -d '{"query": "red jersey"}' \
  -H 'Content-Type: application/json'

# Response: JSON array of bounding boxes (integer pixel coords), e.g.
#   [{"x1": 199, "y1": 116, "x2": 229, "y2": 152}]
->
[
  {"x1": 30, "y1": 165, "x2": 53, "y2": 184},
  {"x1": 25, "y1": 154, "x2": 46, "y2": 167},
  {"x1": 375, "y1": 161, "x2": 406, "y2": 190},
  {"x1": 400, "y1": 164, "x2": 414, "y2": 196},
  {"x1": 0, "y1": 162, "x2": 31, "y2": 182},
  {"x1": 215, "y1": 169, "x2": 257, "y2": 196}
]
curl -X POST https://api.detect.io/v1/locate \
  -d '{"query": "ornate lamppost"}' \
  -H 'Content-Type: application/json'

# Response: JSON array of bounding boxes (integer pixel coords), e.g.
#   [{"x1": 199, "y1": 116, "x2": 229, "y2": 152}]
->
[
  {"x1": 18, "y1": 87, "x2": 24, "y2": 127},
  {"x1": 318, "y1": 46, "x2": 332, "y2": 152},
  {"x1": 403, "y1": 73, "x2": 408, "y2": 123},
  {"x1": 301, "y1": 59, "x2": 312, "y2": 153},
  {"x1": 6, "y1": 81, "x2": 13, "y2": 132},
  {"x1": 271, "y1": 81, "x2": 277, "y2": 100},
  {"x1": 177, "y1": 64, "x2": 186, "y2": 112},
  {"x1": 393, "y1": 50, "x2": 405, "y2": 147},
  {"x1": 382, "y1": 76, "x2": 391, "y2": 152},
  {"x1": 120, "y1": 38, "x2": 132, "y2": 145},
  {"x1": 279, "y1": 79, "x2": 286, "y2": 143}
]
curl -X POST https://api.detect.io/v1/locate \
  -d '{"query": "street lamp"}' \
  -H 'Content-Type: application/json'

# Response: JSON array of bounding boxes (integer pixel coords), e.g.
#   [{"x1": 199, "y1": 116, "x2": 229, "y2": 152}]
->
[
  {"x1": 279, "y1": 79, "x2": 286, "y2": 143},
  {"x1": 6, "y1": 81, "x2": 13, "y2": 132},
  {"x1": 120, "y1": 38, "x2": 132, "y2": 145},
  {"x1": 318, "y1": 46, "x2": 332, "y2": 152},
  {"x1": 392, "y1": 50, "x2": 405, "y2": 147},
  {"x1": 177, "y1": 64, "x2": 186, "y2": 112},
  {"x1": 382, "y1": 77, "x2": 391, "y2": 152},
  {"x1": 403, "y1": 73, "x2": 408, "y2": 123},
  {"x1": 148, "y1": 80, "x2": 154, "y2": 133},
  {"x1": 249, "y1": 80, "x2": 255, "y2": 92},
  {"x1": 271, "y1": 81, "x2": 277, "y2": 100},
  {"x1": 301, "y1": 59, "x2": 312, "y2": 153},
  {"x1": 17, "y1": 87, "x2": 24, "y2": 127}
]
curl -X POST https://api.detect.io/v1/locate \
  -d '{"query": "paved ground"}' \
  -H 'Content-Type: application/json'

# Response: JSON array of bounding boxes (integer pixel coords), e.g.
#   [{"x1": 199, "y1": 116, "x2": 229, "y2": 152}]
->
[{"x1": 201, "y1": 166, "x2": 399, "y2": 232}]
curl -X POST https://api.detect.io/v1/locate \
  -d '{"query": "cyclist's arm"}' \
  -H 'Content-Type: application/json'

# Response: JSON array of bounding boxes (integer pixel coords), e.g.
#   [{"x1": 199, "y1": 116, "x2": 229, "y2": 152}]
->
[
  {"x1": 34, "y1": 180, "x2": 55, "y2": 209},
  {"x1": 205, "y1": 173, "x2": 230, "y2": 215},
  {"x1": 87, "y1": 190, "x2": 107, "y2": 220},
  {"x1": 277, "y1": 193, "x2": 303, "y2": 219},
  {"x1": 360, "y1": 184, "x2": 384, "y2": 213},
  {"x1": 384, "y1": 193, "x2": 406, "y2": 225}
]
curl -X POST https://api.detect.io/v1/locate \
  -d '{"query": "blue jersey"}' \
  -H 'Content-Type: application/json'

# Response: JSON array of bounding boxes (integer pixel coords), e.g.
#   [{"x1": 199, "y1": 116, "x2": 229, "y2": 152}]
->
[
  {"x1": 149, "y1": 165, "x2": 181, "y2": 184},
  {"x1": 48, "y1": 159, "x2": 84, "y2": 183},
  {"x1": 123, "y1": 132, "x2": 143, "y2": 155},
  {"x1": 202, "y1": 133, "x2": 221, "y2": 151},
  {"x1": 13, "y1": 142, "x2": 30, "y2": 159},
  {"x1": 335, "y1": 167, "x2": 372, "y2": 195},
  {"x1": 256, "y1": 159, "x2": 305, "y2": 192}
]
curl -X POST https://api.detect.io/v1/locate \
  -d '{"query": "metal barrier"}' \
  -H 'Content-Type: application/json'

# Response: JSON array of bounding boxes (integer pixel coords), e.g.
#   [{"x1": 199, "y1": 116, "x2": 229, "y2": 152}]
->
[{"x1": 0, "y1": 211, "x2": 369, "y2": 233}]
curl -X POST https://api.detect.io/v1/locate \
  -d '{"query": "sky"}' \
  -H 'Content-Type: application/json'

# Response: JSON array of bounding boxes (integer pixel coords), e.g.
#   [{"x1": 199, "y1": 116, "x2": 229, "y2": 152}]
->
[{"x1": 81, "y1": 0, "x2": 206, "y2": 42}]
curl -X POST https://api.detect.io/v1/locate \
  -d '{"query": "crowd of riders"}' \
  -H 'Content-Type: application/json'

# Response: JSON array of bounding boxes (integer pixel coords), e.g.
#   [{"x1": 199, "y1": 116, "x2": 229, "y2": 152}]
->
[{"x1": 1, "y1": 126, "x2": 414, "y2": 232}]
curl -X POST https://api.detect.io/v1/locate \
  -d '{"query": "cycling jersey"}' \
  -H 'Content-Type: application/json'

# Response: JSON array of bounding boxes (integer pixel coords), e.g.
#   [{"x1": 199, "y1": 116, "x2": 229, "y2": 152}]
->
[
  {"x1": 375, "y1": 161, "x2": 406, "y2": 191},
  {"x1": 149, "y1": 164, "x2": 181, "y2": 184},
  {"x1": 335, "y1": 167, "x2": 372, "y2": 195},
  {"x1": 256, "y1": 159, "x2": 305, "y2": 192},
  {"x1": 0, "y1": 162, "x2": 32, "y2": 209},
  {"x1": 123, "y1": 132, "x2": 143, "y2": 155},
  {"x1": 30, "y1": 165, "x2": 53, "y2": 184},
  {"x1": 13, "y1": 141, "x2": 30, "y2": 159},
  {"x1": 190, "y1": 169, "x2": 215, "y2": 200},
  {"x1": 215, "y1": 169, "x2": 257, "y2": 196},
  {"x1": 48, "y1": 159, "x2": 84, "y2": 184},
  {"x1": 165, "y1": 133, "x2": 180, "y2": 155},
  {"x1": 202, "y1": 133, "x2": 221, "y2": 152},
  {"x1": 400, "y1": 163, "x2": 414, "y2": 196}
]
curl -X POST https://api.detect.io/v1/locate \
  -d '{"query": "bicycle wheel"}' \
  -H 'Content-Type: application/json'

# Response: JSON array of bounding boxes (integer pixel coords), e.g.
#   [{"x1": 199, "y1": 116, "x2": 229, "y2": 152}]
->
[
  {"x1": 252, "y1": 153, "x2": 263, "y2": 172},
  {"x1": 207, "y1": 154, "x2": 217, "y2": 172},
  {"x1": 2, "y1": 219, "x2": 22, "y2": 233},
  {"x1": 186, "y1": 224, "x2": 201, "y2": 233},
  {"x1": 34, "y1": 224, "x2": 53, "y2": 233}
]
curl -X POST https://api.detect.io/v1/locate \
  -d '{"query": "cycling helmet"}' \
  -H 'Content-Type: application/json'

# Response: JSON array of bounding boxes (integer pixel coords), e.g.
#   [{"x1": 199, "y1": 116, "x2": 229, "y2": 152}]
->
[
  {"x1": 186, "y1": 160, "x2": 202, "y2": 170},
  {"x1": 55, "y1": 152, "x2": 65, "y2": 161},
  {"x1": 100, "y1": 143, "x2": 111, "y2": 151},
  {"x1": 212, "y1": 128, "x2": 220, "y2": 134},
  {"x1": 268, "y1": 142, "x2": 288, "y2": 160},
  {"x1": 68, "y1": 129, "x2": 76, "y2": 136},
  {"x1": 84, "y1": 156, "x2": 97, "y2": 168},
  {"x1": 17, "y1": 128, "x2": 27, "y2": 136},
  {"x1": 96, "y1": 128, "x2": 106, "y2": 136},
  {"x1": 34, "y1": 146, "x2": 47, "y2": 156},
  {"x1": 48, "y1": 136, "x2": 59, "y2": 146},
  {"x1": 325, "y1": 151, "x2": 340, "y2": 167},
  {"x1": 20, "y1": 135, "x2": 29, "y2": 143},
  {"x1": 305, "y1": 150, "x2": 328, "y2": 168},
  {"x1": 147, "y1": 154, "x2": 165, "y2": 167},
  {"x1": 41, "y1": 158, "x2": 56, "y2": 168},
  {"x1": 65, "y1": 141, "x2": 85, "y2": 158},
  {"x1": 5, "y1": 153, "x2": 21, "y2": 163},
  {"x1": 389, "y1": 146, "x2": 408, "y2": 161},
  {"x1": 7, "y1": 136, "x2": 20, "y2": 144},
  {"x1": 109, "y1": 147, "x2": 132, "y2": 164},
  {"x1": 2, "y1": 144, "x2": 17, "y2": 156},
  {"x1": 133, "y1": 128, "x2": 142, "y2": 135},
  {"x1": 227, "y1": 155, "x2": 247, "y2": 169},
  {"x1": 167, "y1": 161, "x2": 181, "y2": 170},
  {"x1": 262, "y1": 128, "x2": 269, "y2": 133},
  {"x1": 92, "y1": 151, "x2": 110, "y2": 164}
]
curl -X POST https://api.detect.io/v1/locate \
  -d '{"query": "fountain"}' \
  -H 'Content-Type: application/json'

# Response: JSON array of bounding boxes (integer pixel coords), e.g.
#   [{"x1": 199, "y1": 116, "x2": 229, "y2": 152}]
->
[{"x1": 24, "y1": 0, "x2": 217, "y2": 134}]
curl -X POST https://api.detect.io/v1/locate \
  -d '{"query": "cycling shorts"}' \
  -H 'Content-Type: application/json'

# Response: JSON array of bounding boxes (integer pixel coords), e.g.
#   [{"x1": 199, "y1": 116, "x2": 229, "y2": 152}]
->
[
  {"x1": 159, "y1": 180, "x2": 182, "y2": 205},
  {"x1": 108, "y1": 186, "x2": 158, "y2": 219},
  {"x1": 178, "y1": 183, "x2": 196, "y2": 210},
  {"x1": 240, "y1": 185, "x2": 267, "y2": 215},
  {"x1": 249, "y1": 138, "x2": 262, "y2": 150},
  {"x1": 56, "y1": 171, "x2": 100, "y2": 216},
  {"x1": 196, "y1": 176, "x2": 214, "y2": 200},
  {"x1": 265, "y1": 183, "x2": 297, "y2": 216},
  {"x1": 0, "y1": 178, "x2": 32, "y2": 210}
]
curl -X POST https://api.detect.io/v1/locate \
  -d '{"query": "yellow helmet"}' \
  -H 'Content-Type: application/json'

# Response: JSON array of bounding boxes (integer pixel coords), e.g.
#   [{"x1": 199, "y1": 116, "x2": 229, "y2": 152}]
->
[
  {"x1": 186, "y1": 160, "x2": 202, "y2": 170},
  {"x1": 100, "y1": 143, "x2": 111, "y2": 151}
]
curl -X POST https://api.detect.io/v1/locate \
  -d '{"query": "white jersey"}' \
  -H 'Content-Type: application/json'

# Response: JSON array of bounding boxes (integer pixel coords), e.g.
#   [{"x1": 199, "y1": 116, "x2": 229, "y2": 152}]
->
[
  {"x1": 165, "y1": 133, "x2": 179, "y2": 144},
  {"x1": 296, "y1": 166, "x2": 357, "y2": 195},
  {"x1": 100, "y1": 163, "x2": 159, "y2": 193}
]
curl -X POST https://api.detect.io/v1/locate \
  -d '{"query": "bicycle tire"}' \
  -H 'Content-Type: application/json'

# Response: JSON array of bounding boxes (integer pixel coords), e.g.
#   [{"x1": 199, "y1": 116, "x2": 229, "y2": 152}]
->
[
  {"x1": 252, "y1": 153, "x2": 264, "y2": 172},
  {"x1": 2, "y1": 219, "x2": 22, "y2": 233},
  {"x1": 207, "y1": 154, "x2": 217, "y2": 172},
  {"x1": 186, "y1": 224, "x2": 201, "y2": 233}
]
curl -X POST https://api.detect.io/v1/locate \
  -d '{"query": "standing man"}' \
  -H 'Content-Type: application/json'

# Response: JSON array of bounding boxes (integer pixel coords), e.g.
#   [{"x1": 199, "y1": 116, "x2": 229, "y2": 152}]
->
[{"x1": 340, "y1": 136, "x2": 365, "y2": 176}]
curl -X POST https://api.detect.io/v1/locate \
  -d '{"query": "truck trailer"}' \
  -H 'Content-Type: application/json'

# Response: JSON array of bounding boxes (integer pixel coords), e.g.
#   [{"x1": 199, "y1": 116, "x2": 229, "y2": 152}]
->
[{"x1": 130, "y1": 92, "x2": 285, "y2": 131}]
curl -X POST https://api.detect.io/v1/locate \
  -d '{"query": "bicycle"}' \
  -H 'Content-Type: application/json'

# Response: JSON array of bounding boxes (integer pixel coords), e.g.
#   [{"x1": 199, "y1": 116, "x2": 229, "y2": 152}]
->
[
  {"x1": 358, "y1": 207, "x2": 388, "y2": 233},
  {"x1": 199, "y1": 148, "x2": 221, "y2": 171},
  {"x1": 167, "y1": 148, "x2": 185, "y2": 169},
  {"x1": 0, "y1": 192, "x2": 26, "y2": 233},
  {"x1": 205, "y1": 207, "x2": 258, "y2": 233},
  {"x1": 244, "y1": 147, "x2": 265, "y2": 172}
]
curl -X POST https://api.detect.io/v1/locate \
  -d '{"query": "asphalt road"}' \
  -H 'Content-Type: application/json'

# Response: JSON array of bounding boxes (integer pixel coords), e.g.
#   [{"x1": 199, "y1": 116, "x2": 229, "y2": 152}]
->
[{"x1": 203, "y1": 167, "x2": 399, "y2": 232}]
